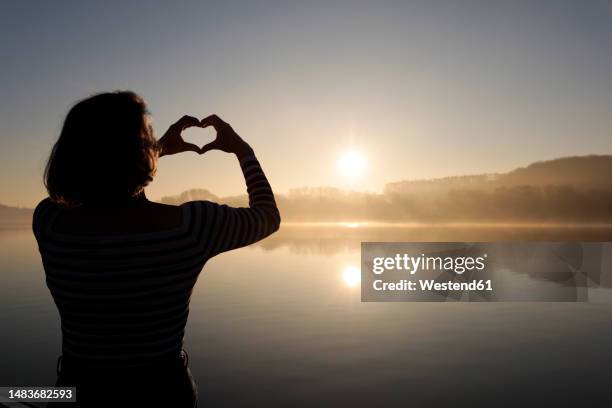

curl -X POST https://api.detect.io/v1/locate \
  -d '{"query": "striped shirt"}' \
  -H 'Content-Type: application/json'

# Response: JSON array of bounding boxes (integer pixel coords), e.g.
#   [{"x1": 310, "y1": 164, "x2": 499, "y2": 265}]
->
[{"x1": 32, "y1": 154, "x2": 280, "y2": 366}]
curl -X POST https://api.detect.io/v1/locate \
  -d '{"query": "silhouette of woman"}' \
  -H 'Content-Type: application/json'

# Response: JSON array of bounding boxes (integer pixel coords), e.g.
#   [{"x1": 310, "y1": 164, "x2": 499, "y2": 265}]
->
[{"x1": 32, "y1": 91, "x2": 281, "y2": 407}]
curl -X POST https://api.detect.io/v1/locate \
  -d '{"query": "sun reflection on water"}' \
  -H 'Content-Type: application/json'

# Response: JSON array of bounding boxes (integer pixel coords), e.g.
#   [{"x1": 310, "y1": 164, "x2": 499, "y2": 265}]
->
[
  {"x1": 341, "y1": 265, "x2": 361, "y2": 288},
  {"x1": 342, "y1": 222, "x2": 360, "y2": 229}
]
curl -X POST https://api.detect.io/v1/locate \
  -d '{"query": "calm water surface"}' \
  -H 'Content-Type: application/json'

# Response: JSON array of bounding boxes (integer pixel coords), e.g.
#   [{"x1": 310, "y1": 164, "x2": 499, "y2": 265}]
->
[{"x1": 2, "y1": 225, "x2": 612, "y2": 407}]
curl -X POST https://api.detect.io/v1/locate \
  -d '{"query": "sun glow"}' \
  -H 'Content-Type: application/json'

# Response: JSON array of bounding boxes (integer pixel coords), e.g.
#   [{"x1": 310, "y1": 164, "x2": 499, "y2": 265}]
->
[
  {"x1": 341, "y1": 265, "x2": 361, "y2": 288},
  {"x1": 337, "y1": 150, "x2": 366, "y2": 177}
]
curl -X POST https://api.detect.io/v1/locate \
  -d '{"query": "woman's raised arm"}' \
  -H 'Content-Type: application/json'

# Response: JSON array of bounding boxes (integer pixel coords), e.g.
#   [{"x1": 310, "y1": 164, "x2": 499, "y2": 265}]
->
[{"x1": 159, "y1": 114, "x2": 281, "y2": 258}]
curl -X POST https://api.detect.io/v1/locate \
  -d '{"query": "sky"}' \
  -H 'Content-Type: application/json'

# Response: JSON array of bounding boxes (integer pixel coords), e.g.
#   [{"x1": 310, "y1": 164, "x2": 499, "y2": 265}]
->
[{"x1": 1, "y1": 0, "x2": 611, "y2": 207}]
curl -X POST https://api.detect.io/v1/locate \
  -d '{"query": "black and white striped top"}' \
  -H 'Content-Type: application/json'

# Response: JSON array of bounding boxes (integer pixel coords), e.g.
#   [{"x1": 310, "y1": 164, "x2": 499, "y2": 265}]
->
[{"x1": 32, "y1": 154, "x2": 280, "y2": 366}]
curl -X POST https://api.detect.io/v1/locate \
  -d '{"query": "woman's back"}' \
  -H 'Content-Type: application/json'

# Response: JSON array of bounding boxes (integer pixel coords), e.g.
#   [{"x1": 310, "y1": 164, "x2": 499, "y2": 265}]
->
[
  {"x1": 34, "y1": 154, "x2": 280, "y2": 366},
  {"x1": 34, "y1": 199, "x2": 200, "y2": 365}
]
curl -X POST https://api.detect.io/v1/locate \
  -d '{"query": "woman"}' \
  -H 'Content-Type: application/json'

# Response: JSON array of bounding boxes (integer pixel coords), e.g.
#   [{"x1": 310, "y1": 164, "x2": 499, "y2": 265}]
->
[{"x1": 32, "y1": 91, "x2": 281, "y2": 407}]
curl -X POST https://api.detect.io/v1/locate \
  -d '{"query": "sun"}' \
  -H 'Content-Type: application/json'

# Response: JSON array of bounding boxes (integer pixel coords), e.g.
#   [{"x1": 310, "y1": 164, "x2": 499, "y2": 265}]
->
[{"x1": 337, "y1": 150, "x2": 366, "y2": 177}]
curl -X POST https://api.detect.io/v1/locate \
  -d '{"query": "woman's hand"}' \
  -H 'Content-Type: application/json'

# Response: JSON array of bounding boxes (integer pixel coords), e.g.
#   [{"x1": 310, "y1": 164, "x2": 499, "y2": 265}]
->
[
  {"x1": 199, "y1": 114, "x2": 253, "y2": 158},
  {"x1": 157, "y1": 115, "x2": 202, "y2": 157}
]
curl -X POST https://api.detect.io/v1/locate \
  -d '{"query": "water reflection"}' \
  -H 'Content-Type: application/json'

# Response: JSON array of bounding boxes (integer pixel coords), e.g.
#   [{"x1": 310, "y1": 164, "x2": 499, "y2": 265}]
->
[
  {"x1": 341, "y1": 265, "x2": 361, "y2": 288},
  {"x1": 257, "y1": 225, "x2": 612, "y2": 295},
  {"x1": 257, "y1": 223, "x2": 612, "y2": 255}
]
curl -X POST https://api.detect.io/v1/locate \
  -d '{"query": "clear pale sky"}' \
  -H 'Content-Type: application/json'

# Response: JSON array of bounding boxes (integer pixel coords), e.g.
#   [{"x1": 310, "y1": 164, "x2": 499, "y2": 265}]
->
[{"x1": 1, "y1": 0, "x2": 611, "y2": 207}]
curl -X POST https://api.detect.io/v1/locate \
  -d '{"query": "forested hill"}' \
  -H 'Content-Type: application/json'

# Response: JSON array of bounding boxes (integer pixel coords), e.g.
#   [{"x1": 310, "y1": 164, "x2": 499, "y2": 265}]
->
[{"x1": 384, "y1": 155, "x2": 612, "y2": 194}]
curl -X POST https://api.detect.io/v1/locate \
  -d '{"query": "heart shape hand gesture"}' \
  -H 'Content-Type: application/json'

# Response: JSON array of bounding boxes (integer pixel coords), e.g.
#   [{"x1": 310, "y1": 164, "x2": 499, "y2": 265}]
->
[{"x1": 157, "y1": 114, "x2": 252, "y2": 158}]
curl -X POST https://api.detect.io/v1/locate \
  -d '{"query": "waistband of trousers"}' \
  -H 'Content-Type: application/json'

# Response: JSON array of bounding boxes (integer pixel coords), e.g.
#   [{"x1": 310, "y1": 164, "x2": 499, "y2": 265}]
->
[{"x1": 57, "y1": 349, "x2": 189, "y2": 375}]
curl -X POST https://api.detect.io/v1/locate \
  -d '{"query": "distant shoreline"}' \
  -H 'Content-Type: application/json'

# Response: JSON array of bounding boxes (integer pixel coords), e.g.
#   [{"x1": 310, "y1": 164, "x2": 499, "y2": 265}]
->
[
  {"x1": 4, "y1": 220, "x2": 612, "y2": 229},
  {"x1": 280, "y1": 221, "x2": 612, "y2": 228}
]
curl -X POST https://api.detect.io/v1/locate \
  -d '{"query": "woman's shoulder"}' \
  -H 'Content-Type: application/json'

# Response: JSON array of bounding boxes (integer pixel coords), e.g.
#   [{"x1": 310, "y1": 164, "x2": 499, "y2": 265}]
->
[
  {"x1": 179, "y1": 200, "x2": 227, "y2": 212},
  {"x1": 32, "y1": 197, "x2": 60, "y2": 237},
  {"x1": 33, "y1": 197, "x2": 59, "y2": 220},
  {"x1": 145, "y1": 201, "x2": 185, "y2": 220},
  {"x1": 178, "y1": 200, "x2": 230, "y2": 224},
  {"x1": 179, "y1": 200, "x2": 219, "y2": 208}
]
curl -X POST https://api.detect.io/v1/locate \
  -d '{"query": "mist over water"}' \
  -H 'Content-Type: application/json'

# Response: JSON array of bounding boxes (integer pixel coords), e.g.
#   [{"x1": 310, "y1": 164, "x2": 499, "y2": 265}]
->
[{"x1": 3, "y1": 225, "x2": 612, "y2": 407}]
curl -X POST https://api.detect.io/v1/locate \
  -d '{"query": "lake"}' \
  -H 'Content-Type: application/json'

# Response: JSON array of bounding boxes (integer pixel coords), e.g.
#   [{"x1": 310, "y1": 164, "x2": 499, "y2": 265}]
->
[{"x1": 2, "y1": 224, "x2": 612, "y2": 407}]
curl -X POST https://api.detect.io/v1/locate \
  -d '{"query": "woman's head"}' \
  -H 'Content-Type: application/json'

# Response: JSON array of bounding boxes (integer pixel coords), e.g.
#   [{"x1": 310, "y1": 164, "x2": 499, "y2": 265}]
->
[{"x1": 45, "y1": 91, "x2": 158, "y2": 206}]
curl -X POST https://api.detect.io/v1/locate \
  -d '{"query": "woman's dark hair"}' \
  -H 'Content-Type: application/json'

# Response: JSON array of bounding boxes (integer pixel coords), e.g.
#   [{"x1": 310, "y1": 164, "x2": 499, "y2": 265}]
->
[{"x1": 44, "y1": 91, "x2": 159, "y2": 206}]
